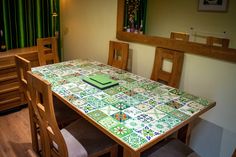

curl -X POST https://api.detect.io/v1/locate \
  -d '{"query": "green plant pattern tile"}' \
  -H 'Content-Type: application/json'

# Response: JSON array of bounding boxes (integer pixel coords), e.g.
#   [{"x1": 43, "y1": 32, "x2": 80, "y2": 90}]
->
[
  {"x1": 102, "y1": 96, "x2": 119, "y2": 104},
  {"x1": 148, "y1": 121, "x2": 171, "y2": 134},
  {"x1": 134, "y1": 103, "x2": 153, "y2": 112},
  {"x1": 79, "y1": 103, "x2": 97, "y2": 113},
  {"x1": 98, "y1": 116, "x2": 119, "y2": 129},
  {"x1": 88, "y1": 110, "x2": 108, "y2": 122},
  {"x1": 110, "y1": 124, "x2": 132, "y2": 138},
  {"x1": 145, "y1": 108, "x2": 167, "y2": 120},
  {"x1": 156, "y1": 105, "x2": 175, "y2": 113},
  {"x1": 122, "y1": 133, "x2": 147, "y2": 149},
  {"x1": 112, "y1": 101, "x2": 130, "y2": 110},
  {"x1": 123, "y1": 107, "x2": 142, "y2": 117},
  {"x1": 165, "y1": 100, "x2": 183, "y2": 109},
  {"x1": 158, "y1": 115, "x2": 181, "y2": 128},
  {"x1": 170, "y1": 110, "x2": 190, "y2": 121},
  {"x1": 178, "y1": 105, "x2": 199, "y2": 116},
  {"x1": 195, "y1": 97, "x2": 212, "y2": 106},
  {"x1": 124, "y1": 119, "x2": 145, "y2": 130},
  {"x1": 99, "y1": 105, "x2": 119, "y2": 115},
  {"x1": 136, "y1": 126, "x2": 160, "y2": 140}
]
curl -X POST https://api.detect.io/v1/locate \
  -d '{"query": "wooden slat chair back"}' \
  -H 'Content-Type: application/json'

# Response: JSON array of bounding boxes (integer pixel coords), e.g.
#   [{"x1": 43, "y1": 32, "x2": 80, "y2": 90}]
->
[
  {"x1": 27, "y1": 72, "x2": 118, "y2": 157},
  {"x1": 15, "y1": 55, "x2": 31, "y2": 101},
  {"x1": 37, "y1": 37, "x2": 59, "y2": 66},
  {"x1": 170, "y1": 32, "x2": 190, "y2": 41},
  {"x1": 27, "y1": 72, "x2": 68, "y2": 157},
  {"x1": 206, "y1": 36, "x2": 230, "y2": 48},
  {"x1": 108, "y1": 41, "x2": 129, "y2": 70},
  {"x1": 151, "y1": 47, "x2": 184, "y2": 88},
  {"x1": 15, "y1": 55, "x2": 40, "y2": 154}
]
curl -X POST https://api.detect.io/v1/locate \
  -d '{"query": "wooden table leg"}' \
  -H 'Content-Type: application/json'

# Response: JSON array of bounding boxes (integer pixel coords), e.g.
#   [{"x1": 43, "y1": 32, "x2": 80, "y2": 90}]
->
[
  {"x1": 177, "y1": 122, "x2": 193, "y2": 145},
  {"x1": 123, "y1": 148, "x2": 140, "y2": 157}
]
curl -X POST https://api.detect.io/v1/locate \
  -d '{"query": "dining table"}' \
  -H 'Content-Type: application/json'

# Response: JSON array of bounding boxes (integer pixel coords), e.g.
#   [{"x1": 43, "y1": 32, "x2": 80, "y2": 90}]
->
[{"x1": 32, "y1": 59, "x2": 216, "y2": 157}]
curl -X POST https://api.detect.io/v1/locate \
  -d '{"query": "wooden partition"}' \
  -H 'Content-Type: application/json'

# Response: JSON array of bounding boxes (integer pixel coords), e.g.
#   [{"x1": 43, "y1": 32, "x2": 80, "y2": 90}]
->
[{"x1": 0, "y1": 47, "x2": 40, "y2": 111}]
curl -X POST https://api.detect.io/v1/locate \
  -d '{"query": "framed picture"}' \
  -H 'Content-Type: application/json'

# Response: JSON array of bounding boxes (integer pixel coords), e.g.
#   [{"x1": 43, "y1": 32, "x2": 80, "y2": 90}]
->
[{"x1": 198, "y1": 0, "x2": 228, "y2": 11}]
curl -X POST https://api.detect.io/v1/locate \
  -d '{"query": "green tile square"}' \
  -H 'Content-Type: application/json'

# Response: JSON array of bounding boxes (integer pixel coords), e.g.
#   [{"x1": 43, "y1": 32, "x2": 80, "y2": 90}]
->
[
  {"x1": 110, "y1": 124, "x2": 132, "y2": 138},
  {"x1": 102, "y1": 96, "x2": 119, "y2": 104},
  {"x1": 165, "y1": 100, "x2": 183, "y2": 109},
  {"x1": 195, "y1": 97, "x2": 211, "y2": 106},
  {"x1": 88, "y1": 110, "x2": 108, "y2": 122},
  {"x1": 104, "y1": 88, "x2": 120, "y2": 95},
  {"x1": 169, "y1": 110, "x2": 190, "y2": 121},
  {"x1": 122, "y1": 133, "x2": 147, "y2": 149},
  {"x1": 136, "y1": 126, "x2": 160, "y2": 140},
  {"x1": 156, "y1": 105, "x2": 175, "y2": 113},
  {"x1": 79, "y1": 103, "x2": 97, "y2": 113},
  {"x1": 112, "y1": 101, "x2": 130, "y2": 110},
  {"x1": 98, "y1": 117, "x2": 119, "y2": 129},
  {"x1": 158, "y1": 115, "x2": 181, "y2": 128},
  {"x1": 169, "y1": 89, "x2": 184, "y2": 95}
]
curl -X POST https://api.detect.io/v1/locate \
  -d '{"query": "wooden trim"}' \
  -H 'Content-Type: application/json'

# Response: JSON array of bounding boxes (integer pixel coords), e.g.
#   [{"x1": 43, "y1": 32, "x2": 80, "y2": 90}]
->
[
  {"x1": 0, "y1": 74, "x2": 18, "y2": 82},
  {"x1": 0, "y1": 64, "x2": 15, "y2": 70},
  {"x1": 116, "y1": 0, "x2": 236, "y2": 63},
  {"x1": 0, "y1": 83, "x2": 19, "y2": 94},
  {"x1": 0, "y1": 97, "x2": 21, "y2": 105}
]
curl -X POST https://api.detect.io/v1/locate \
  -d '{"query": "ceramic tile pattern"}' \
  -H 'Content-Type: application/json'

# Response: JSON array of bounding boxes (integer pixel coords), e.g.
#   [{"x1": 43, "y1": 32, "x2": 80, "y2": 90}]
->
[{"x1": 32, "y1": 59, "x2": 214, "y2": 151}]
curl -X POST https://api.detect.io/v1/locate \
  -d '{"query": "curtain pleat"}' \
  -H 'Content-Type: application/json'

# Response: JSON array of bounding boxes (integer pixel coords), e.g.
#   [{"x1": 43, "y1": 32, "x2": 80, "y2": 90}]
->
[{"x1": 0, "y1": 0, "x2": 60, "y2": 57}]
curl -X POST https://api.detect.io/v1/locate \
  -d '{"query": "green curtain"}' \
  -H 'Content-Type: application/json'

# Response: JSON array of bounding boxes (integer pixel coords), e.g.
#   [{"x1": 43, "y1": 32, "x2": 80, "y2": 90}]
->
[{"x1": 0, "y1": 0, "x2": 60, "y2": 58}]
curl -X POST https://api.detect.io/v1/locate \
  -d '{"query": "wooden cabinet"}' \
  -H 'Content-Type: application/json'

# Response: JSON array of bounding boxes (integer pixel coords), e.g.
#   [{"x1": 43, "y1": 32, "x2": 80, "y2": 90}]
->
[{"x1": 0, "y1": 47, "x2": 39, "y2": 111}]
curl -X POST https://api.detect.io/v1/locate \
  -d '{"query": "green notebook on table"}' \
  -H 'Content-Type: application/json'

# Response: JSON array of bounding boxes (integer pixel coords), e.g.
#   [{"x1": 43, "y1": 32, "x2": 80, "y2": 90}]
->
[{"x1": 83, "y1": 74, "x2": 119, "y2": 89}]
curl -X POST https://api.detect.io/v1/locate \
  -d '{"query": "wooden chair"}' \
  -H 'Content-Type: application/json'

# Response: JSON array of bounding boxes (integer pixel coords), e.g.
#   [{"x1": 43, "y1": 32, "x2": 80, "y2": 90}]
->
[
  {"x1": 37, "y1": 37, "x2": 59, "y2": 65},
  {"x1": 170, "y1": 32, "x2": 190, "y2": 41},
  {"x1": 27, "y1": 71, "x2": 118, "y2": 157},
  {"x1": 15, "y1": 55, "x2": 80, "y2": 155},
  {"x1": 151, "y1": 47, "x2": 184, "y2": 88},
  {"x1": 15, "y1": 55, "x2": 40, "y2": 154},
  {"x1": 142, "y1": 138, "x2": 200, "y2": 157},
  {"x1": 108, "y1": 41, "x2": 129, "y2": 70},
  {"x1": 206, "y1": 36, "x2": 230, "y2": 48}
]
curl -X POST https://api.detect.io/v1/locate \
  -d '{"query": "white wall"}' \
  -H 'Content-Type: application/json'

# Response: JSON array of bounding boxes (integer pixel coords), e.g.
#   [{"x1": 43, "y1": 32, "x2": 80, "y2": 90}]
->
[{"x1": 60, "y1": 0, "x2": 236, "y2": 156}]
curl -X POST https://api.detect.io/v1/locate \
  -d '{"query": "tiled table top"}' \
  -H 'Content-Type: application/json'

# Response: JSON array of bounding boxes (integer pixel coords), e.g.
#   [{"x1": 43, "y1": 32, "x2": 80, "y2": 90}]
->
[{"x1": 32, "y1": 59, "x2": 215, "y2": 151}]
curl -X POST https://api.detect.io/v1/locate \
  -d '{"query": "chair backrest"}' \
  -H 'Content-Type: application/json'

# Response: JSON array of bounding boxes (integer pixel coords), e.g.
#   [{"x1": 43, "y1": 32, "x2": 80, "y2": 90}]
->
[
  {"x1": 27, "y1": 71, "x2": 68, "y2": 157},
  {"x1": 151, "y1": 47, "x2": 184, "y2": 88},
  {"x1": 108, "y1": 41, "x2": 129, "y2": 70},
  {"x1": 37, "y1": 37, "x2": 59, "y2": 66},
  {"x1": 15, "y1": 55, "x2": 32, "y2": 102},
  {"x1": 170, "y1": 32, "x2": 190, "y2": 41},
  {"x1": 206, "y1": 36, "x2": 230, "y2": 48}
]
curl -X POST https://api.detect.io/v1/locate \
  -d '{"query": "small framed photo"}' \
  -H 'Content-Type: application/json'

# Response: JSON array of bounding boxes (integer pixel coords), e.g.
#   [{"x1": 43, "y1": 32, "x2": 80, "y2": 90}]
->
[{"x1": 198, "y1": 0, "x2": 228, "y2": 12}]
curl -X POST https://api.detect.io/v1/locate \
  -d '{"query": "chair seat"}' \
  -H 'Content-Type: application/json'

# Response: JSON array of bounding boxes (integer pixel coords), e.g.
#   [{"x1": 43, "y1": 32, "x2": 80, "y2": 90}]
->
[
  {"x1": 61, "y1": 129, "x2": 88, "y2": 157},
  {"x1": 64, "y1": 118, "x2": 117, "y2": 156},
  {"x1": 142, "y1": 138, "x2": 200, "y2": 157}
]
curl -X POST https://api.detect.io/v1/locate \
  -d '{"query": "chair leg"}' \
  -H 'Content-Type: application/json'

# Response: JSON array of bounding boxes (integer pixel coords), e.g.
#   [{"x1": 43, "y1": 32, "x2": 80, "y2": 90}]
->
[
  {"x1": 177, "y1": 122, "x2": 193, "y2": 145},
  {"x1": 28, "y1": 106, "x2": 40, "y2": 153},
  {"x1": 110, "y1": 144, "x2": 118, "y2": 157}
]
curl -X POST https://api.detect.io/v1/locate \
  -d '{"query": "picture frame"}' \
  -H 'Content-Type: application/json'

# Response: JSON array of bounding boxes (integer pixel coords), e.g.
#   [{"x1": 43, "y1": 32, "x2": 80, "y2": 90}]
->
[{"x1": 198, "y1": 0, "x2": 228, "y2": 12}]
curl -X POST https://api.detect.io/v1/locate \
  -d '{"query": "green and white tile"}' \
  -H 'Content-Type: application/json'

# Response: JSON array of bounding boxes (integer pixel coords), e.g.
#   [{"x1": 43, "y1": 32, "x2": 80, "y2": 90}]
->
[
  {"x1": 98, "y1": 116, "x2": 119, "y2": 129},
  {"x1": 110, "y1": 124, "x2": 132, "y2": 138},
  {"x1": 88, "y1": 110, "x2": 108, "y2": 122},
  {"x1": 122, "y1": 133, "x2": 147, "y2": 149}
]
